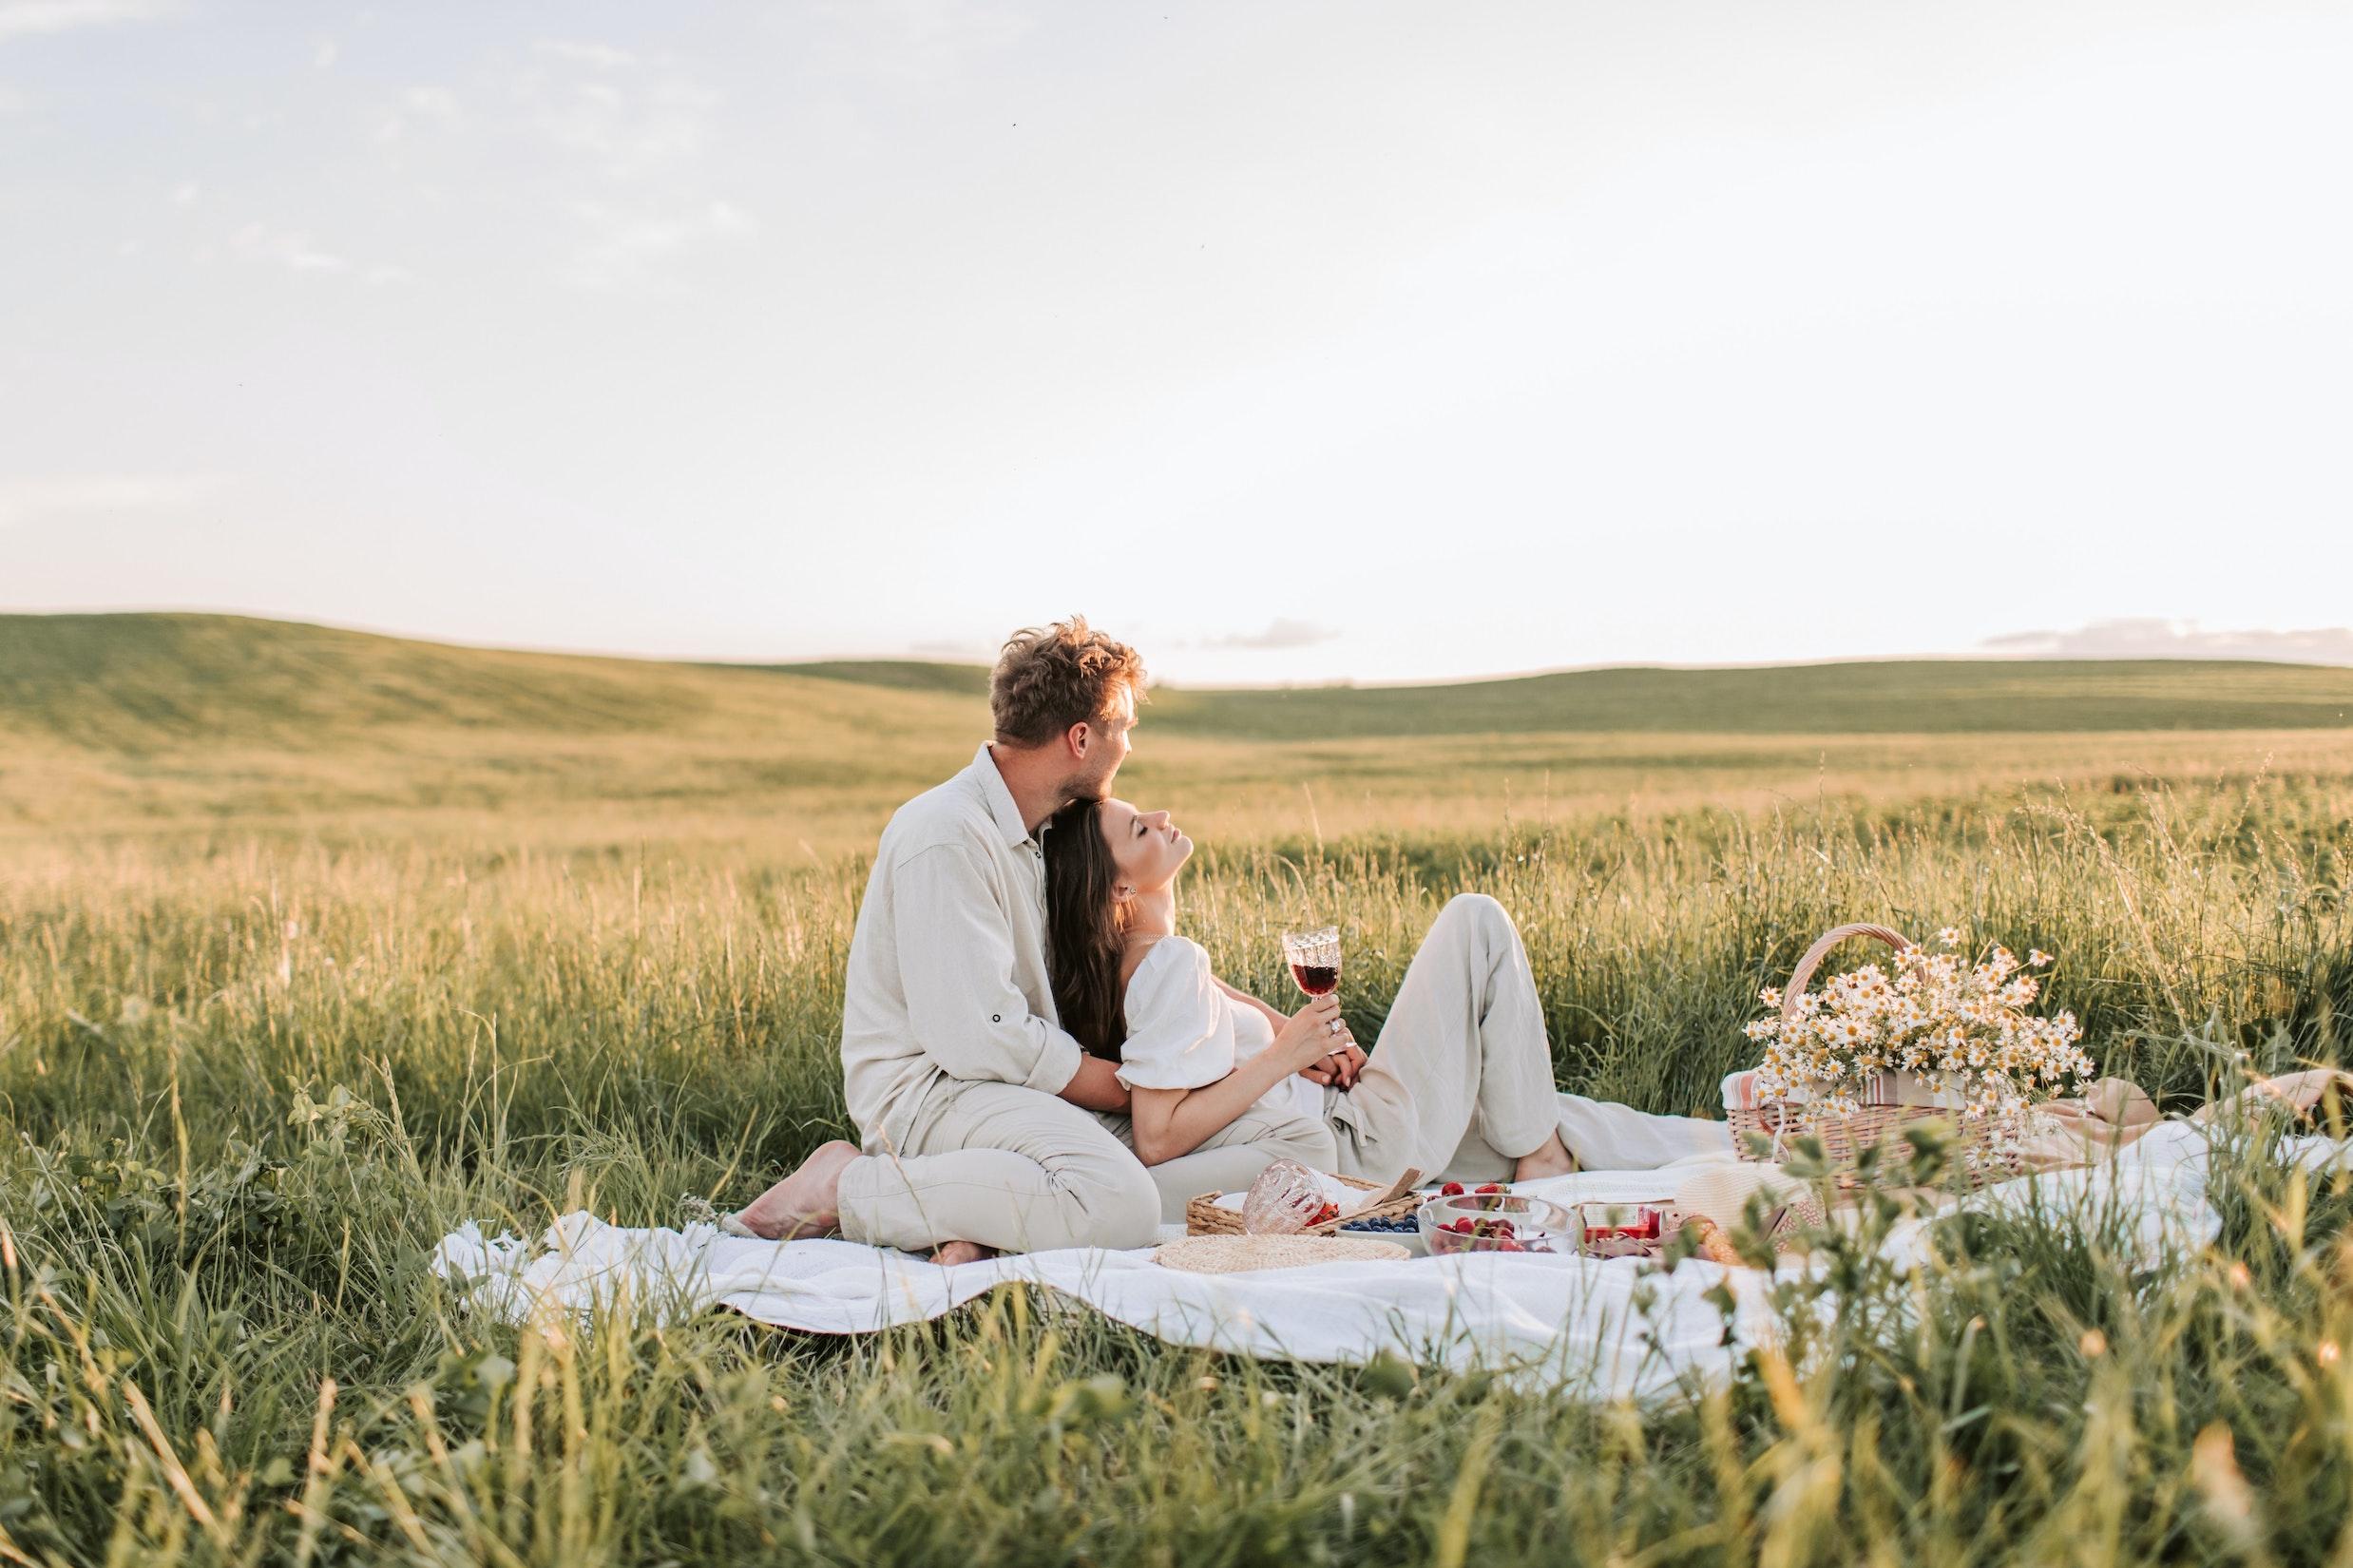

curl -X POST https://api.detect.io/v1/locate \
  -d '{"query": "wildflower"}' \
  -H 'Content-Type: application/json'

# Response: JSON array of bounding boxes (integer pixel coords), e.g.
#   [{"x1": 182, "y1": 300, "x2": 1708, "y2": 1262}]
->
[
  {"x1": 2190, "y1": 1425, "x2": 2257, "y2": 1547},
  {"x1": 2079, "y1": 1329, "x2": 2107, "y2": 1357},
  {"x1": 2320, "y1": 1341, "x2": 2341, "y2": 1368},
  {"x1": 1750, "y1": 933, "x2": 2088, "y2": 1126}
]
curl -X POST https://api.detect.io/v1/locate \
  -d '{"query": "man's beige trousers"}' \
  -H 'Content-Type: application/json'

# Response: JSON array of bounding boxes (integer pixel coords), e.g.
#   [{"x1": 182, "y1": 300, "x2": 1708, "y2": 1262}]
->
[{"x1": 835, "y1": 1077, "x2": 1335, "y2": 1252}]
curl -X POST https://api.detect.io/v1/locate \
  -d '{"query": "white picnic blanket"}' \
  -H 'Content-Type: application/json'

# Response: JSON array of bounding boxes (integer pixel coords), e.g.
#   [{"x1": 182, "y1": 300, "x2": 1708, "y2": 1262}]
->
[
  {"x1": 430, "y1": 1122, "x2": 2346, "y2": 1394},
  {"x1": 433, "y1": 1168, "x2": 1755, "y2": 1397}
]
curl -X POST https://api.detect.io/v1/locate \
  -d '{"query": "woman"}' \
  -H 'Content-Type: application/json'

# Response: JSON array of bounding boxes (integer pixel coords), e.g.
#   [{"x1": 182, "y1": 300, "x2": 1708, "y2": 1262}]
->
[{"x1": 1042, "y1": 797, "x2": 1730, "y2": 1191}]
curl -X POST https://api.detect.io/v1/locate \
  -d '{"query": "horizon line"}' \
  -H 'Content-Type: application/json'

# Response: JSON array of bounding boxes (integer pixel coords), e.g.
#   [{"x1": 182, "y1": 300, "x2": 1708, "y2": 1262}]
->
[{"x1": 3, "y1": 603, "x2": 2347, "y2": 691}]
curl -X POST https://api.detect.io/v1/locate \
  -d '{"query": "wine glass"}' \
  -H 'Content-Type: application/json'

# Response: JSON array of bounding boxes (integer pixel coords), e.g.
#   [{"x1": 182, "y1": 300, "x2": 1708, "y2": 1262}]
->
[
  {"x1": 1280, "y1": 924, "x2": 1349, "y2": 1073},
  {"x1": 1281, "y1": 924, "x2": 1341, "y2": 998},
  {"x1": 1240, "y1": 1157, "x2": 1336, "y2": 1234}
]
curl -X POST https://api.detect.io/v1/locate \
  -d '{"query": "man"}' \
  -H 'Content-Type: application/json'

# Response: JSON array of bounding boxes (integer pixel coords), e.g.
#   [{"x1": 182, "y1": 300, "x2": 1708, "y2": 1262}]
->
[{"x1": 731, "y1": 617, "x2": 1329, "y2": 1257}]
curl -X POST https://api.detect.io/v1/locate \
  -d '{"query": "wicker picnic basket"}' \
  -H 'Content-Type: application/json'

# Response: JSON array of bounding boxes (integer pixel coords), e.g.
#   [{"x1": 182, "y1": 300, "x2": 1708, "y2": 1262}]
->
[
  {"x1": 1731, "y1": 923, "x2": 2024, "y2": 1190},
  {"x1": 1184, "y1": 1171, "x2": 1421, "y2": 1237}
]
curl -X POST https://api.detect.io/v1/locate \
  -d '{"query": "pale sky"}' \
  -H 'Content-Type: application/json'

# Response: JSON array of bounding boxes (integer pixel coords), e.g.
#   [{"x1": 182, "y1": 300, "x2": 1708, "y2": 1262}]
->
[{"x1": 3, "y1": 0, "x2": 2348, "y2": 684}]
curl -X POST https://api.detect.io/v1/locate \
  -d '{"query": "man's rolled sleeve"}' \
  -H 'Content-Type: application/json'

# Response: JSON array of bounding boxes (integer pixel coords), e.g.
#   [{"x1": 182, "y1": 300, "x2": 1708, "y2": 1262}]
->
[{"x1": 892, "y1": 844, "x2": 1084, "y2": 1094}]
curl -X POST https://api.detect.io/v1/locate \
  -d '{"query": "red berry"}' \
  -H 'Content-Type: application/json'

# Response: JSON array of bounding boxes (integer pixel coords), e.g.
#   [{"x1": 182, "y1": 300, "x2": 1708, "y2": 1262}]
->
[
  {"x1": 1441, "y1": 1182, "x2": 1465, "y2": 1197},
  {"x1": 1475, "y1": 1183, "x2": 1504, "y2": 1195}
]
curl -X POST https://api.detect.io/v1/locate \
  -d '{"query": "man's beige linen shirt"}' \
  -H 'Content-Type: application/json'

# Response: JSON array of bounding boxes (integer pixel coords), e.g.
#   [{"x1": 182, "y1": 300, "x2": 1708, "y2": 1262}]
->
[{"x1": 840, "y1": 744, "x2": 1086, "y2": 1148}]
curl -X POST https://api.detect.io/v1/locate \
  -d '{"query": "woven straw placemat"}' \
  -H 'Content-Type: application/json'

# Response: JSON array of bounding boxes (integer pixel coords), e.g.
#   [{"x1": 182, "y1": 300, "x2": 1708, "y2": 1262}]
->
[{"x1": 1150, "y1": 1234, "x2": 1410, "y2": 1274}]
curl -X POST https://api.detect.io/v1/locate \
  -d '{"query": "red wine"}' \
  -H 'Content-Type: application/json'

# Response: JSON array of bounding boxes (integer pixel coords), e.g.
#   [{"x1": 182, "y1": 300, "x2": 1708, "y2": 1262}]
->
[{"x1": 1290, "y1": 963, "x2": 1339, "y2": 995}]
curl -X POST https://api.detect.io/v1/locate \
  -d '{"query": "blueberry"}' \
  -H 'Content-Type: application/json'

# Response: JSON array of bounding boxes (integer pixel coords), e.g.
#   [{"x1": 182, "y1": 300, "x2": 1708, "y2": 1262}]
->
[{"x1": 1340, "y1": 1215, "x2": 1418, "y2": 1234}]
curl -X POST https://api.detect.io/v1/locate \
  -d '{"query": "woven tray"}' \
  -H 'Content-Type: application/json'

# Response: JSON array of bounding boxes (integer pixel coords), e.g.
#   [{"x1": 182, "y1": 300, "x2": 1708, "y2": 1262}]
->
[
  {"x1": 1185, "y1": 1170, "x2": 1421, "y2": 1236},
  {"x1": 1152, "y1": 1234, "x2": 1410, "y2": 1274},
  {"x1": 1731, "y1": 923, "x2": 2021, "y2": 1191}
]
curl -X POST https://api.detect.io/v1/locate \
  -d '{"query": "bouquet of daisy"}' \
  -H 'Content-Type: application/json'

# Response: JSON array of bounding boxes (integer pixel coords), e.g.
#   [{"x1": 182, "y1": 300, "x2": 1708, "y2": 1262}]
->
[{"x1": 1731, "y1": 924, "x2": 2096, "y2": 1179}]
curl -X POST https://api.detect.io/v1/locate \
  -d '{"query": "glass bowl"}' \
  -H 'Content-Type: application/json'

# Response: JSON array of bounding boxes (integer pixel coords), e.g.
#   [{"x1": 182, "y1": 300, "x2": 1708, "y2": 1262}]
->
[
  {"x1": 1575, "y1": 1201, "x2": 1667, "y2": 1259},
  {"x1": 1418, "y1": 1192, "x2": 1575, "y2": 1256}
]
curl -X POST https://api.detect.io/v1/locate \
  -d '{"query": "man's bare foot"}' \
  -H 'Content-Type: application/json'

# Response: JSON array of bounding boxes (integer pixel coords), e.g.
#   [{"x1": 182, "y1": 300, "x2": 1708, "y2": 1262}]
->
[
  {"x1": 733, "y1": 1139, "x2": 859, "y2": 1240},
  {"x1": 929, "y1": 1240, "x2": 995, "y2": 1267},
  {"x1": 1512, "y1": 1128, "x2": 1577, "y2": 1183}
]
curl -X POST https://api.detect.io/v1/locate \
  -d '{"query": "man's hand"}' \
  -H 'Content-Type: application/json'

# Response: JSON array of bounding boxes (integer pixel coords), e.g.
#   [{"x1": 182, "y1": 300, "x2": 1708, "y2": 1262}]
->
[
  {"x1": 1297, "y1": 1042, "x2": 1368, "y2": 1089},
  {"x1": 1058, "y1": 1054, "x2": 1133, "y2": 1113}
]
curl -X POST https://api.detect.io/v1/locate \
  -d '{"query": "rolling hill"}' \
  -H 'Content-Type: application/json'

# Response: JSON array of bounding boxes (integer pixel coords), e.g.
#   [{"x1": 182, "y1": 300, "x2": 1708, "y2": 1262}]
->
[
  {"x1": 0, "y1": 613, "x2": 966, "y2": 752},
  {"x1": 5, "y1": 613, "x2": 2350, "y2": 852},
  {"x1": 8, "y1": 613, "x2": 2351, "y2": 752},
  {"x1": 1138, "y1": 660, "x2": 2353, "y2": 737},
  {"x1": 786, "y1": 655, "x2": 2353, "y2": 737}
]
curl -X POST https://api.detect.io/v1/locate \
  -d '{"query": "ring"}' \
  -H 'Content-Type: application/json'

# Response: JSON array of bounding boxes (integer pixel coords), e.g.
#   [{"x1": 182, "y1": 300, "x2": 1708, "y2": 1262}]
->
[{"x1": 1328, "y1": 1020, "x2": 1342, "y2": 1037}]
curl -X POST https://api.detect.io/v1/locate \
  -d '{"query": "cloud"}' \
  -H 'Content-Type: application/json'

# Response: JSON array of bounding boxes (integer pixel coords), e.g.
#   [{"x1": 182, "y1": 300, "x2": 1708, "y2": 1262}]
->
[
  {"x1": 373, "y1": 83, "x2": 463, "y2": 145},
  {"x1": 1981, "y1": 619, "x2": 2353, "y2": 667},
  {"x1": 907, "y1": 637, "x2": 999, "y2": 661},
  {"x1": 808, "y1": 0, "x2": 1036, "y2": 86},
  {"x1": 534, "y1": 37, "x2": 635, "y2": 69},
  {"x1": 1208, "y1": 619, "x2": 1341, "y2": 652},
  {"x1": 402, "y1": 85, "x2": 461, "y2": 129},
  {"x1": 0, "y1": 0, "x2": 182, "y2": 44},
  {"x1": 564, "y1": 199, "x2": 752, "y2": 290},
  {"x1": 469, "y1": 46, "x2": 737, "y2": 288},
  {"x1": 0, "y1": 473, "x2": 220, "y2": 526},
  {"x1": 225, "y1": 222, "x2": 409, "y2": 283},
  {"x1": 520, "y1": 67, "x2": 716, "y2": 178},
  {"x1": 229, "y1": 221, "x2": 349, "y2": 273}
]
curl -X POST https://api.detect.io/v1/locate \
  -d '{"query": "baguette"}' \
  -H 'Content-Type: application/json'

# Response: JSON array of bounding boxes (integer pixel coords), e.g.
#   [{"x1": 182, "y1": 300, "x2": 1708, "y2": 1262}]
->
[{"x1": 1680, "y1": 1214, "x2": 1749, "y2": 1269}]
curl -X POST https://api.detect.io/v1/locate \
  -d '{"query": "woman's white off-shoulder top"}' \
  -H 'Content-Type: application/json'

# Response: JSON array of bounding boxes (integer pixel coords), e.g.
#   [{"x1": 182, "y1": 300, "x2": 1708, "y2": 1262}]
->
[{"x1": 1118, "y1": 936, "x2": 1325, "y2": 1121}]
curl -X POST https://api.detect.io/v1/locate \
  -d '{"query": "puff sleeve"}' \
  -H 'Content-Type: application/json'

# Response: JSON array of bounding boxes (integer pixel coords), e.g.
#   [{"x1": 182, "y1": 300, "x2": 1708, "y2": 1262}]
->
[{"x1": 1115, "y1": 937, "x2": 1239, "y2": 1092}]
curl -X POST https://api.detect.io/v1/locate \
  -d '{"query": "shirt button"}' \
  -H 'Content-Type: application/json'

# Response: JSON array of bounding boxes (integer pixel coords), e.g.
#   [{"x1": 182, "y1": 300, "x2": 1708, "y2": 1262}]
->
[{"x1": 991, "y1": 1013, "x2": 1002, "y2": 1023}]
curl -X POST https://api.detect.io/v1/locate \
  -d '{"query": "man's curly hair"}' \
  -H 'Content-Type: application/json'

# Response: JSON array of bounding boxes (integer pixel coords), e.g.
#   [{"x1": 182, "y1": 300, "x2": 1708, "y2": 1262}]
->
[{"x1": 989, "y1": 617, "x2": 1146, "y2": 748}]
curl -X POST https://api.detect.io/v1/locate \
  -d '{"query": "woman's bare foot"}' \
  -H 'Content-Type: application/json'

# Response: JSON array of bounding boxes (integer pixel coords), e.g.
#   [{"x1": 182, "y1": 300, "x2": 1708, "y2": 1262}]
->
[
  {"x1": 929, "y1": 1240, "x2": 995, "y2": 1267},
  {"x1": 732, "y1": 1139, "x2": 859, "y2": 1240},
  {"x1": 1512, "y1": 1128, "x2": 1577, "y2": 1183}
]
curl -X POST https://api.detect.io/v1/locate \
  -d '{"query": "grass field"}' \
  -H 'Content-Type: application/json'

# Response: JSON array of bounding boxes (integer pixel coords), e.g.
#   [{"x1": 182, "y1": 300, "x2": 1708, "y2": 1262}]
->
[{"x1": 2, "y1": 614, "x2": 2351, "y2": 1564}]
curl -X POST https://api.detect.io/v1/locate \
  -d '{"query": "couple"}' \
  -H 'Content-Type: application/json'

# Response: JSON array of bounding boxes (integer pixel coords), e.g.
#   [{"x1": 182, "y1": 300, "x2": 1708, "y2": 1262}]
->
[{"x1": 729, "y1": 618, "x2": 1723, "y2": 1259}]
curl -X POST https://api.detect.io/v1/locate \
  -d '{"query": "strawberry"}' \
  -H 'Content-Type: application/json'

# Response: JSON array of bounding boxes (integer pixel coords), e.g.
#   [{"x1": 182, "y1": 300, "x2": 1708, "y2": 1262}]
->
[
  {"x1": 1440, "y1": 1181, "x2": 1465, "y2": 1197},
  {"x1": 1475, "y1": 1183, "x2": 1504, "y2": 1195}
]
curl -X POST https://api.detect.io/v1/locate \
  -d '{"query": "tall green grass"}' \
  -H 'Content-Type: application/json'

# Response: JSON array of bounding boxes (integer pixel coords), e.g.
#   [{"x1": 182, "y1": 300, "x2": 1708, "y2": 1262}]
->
[{"x1": 0, "y1": 780, "x2": 2347, "y2": 1564}]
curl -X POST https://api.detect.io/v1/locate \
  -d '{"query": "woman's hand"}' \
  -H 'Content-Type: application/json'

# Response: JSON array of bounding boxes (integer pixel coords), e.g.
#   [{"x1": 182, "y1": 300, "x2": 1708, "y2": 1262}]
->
[
  {"x1": 1272, "y1": 993, "x2": 1354, "y2": 1072},
  {"x1": 1300, "y1": 1042, "x2": 1368, "y2": 1089}
]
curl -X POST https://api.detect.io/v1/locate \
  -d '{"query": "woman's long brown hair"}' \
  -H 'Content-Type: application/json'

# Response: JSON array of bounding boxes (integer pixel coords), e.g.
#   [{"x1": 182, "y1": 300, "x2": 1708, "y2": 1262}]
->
[{"x1": 1042, "y1": 798, "x2": 1128, "y2": 1060}]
